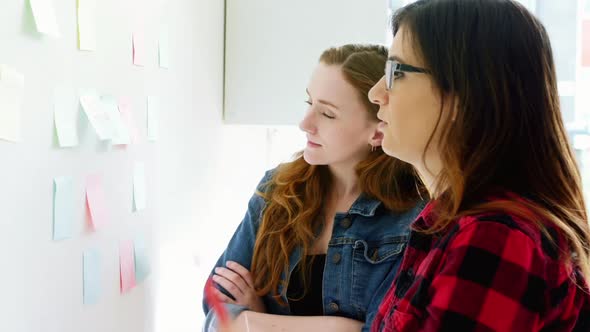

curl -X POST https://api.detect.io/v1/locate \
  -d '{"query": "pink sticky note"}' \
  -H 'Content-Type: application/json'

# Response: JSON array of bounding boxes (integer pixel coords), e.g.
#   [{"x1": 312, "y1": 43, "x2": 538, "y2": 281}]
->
[
  {"x1": 119, "y1": 240, "x2": 136, "y2": 293},
  {"x1": 118, "y1": 97, "x2": 140, "y2": 143},
  {"x1": 132, "y1": 31, "x2": 146, "y2": 66},
  {"x1": 583, "y1": 20, "x2": 590, "y2": 67},
  {"x1": 86, "y1": 174, "x2": 108, "y2": 230}
]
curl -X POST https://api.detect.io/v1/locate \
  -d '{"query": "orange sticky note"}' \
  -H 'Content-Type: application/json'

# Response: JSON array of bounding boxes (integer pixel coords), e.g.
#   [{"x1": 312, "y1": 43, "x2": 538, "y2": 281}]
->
[
  {"x1": 86, "y1": 174, "x2": 107, "y2": 230},
  {"x1": 119, "y1": 240, "x2": 136, "y2": 293}
]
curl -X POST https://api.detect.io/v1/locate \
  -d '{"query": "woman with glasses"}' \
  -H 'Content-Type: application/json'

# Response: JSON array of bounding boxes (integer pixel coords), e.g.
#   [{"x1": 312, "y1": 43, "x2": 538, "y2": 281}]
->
[
  {"x1": 203, "y1": 44, "x2": 427, "y2": 332},
  {"x1": 367, "y1": 0, "x2": 590, "y2": 331}
]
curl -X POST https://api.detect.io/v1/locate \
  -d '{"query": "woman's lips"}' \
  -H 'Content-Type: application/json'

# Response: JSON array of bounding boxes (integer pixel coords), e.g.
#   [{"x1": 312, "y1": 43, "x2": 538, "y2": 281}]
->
[{"x1": 307, "y1": 141, "x2": 321, "y2": 148}]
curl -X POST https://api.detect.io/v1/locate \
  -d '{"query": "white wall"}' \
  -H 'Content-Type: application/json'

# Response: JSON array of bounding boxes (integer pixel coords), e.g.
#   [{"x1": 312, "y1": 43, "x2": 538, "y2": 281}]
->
[
  {"x1": 152, "y1": 0, "x2": 304, "y2": 331},
  {"x1": 223, "y1": 0, "x2": 388, "y2": 125},
  {"x1": 1, "y1": 0, "x2": 163, "y2": 331},
  {"x1": 0, "y1": 0, "x2": 307, "y2": 331}
]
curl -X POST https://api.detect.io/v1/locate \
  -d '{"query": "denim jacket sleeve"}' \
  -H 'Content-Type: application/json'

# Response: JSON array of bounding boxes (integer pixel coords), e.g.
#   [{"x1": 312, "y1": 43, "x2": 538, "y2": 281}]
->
[{"x1": 202, "y1": 170, "x2": 274, "y2": 330}]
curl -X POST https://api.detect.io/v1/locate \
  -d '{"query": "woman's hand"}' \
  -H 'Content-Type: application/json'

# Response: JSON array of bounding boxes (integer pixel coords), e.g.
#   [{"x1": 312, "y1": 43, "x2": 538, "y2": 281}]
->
[{"x1": 212, "y1": 261, "x2": 266, "y2": 313}]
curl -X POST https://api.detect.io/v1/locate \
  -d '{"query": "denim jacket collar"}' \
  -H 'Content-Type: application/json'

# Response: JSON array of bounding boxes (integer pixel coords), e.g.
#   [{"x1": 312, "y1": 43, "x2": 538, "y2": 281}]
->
[{"x1": 347, "y1": 193, "x2": 383, "y2": 217}]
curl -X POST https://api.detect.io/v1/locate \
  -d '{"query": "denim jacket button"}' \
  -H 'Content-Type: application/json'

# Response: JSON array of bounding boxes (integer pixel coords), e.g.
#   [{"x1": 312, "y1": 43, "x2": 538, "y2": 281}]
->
[
  {"x1": 332, "y1": 253, "x2": 342, "y2": 264},
  {"x1": 340, "y1": 217, "x2": 352, "y2": 229},
  {"x1": 329, "y1": 302, "x2": 339, "y2": 312}
]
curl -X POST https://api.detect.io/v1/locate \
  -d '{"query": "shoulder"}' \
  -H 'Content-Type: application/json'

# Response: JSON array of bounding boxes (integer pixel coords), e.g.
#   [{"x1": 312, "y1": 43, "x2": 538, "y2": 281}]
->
[
  {"x1": 449, "y1": 213, "x2": 545, "y2": 257},
  {"x1": 442, "y1": 211, "x2": 571, "y2": 290},
  {"x1": 256, "y1": 168, "x2": 276, "y2": 192}
]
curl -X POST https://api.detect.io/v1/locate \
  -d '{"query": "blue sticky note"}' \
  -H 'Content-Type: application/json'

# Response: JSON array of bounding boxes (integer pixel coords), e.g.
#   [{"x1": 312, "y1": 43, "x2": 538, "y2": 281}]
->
[
  {"x1": 83, "y1": 249, "x2": 101, "y2": 304},
  {"x1": 134, "y1": 235, "x2": 151, "y2": 283},
  {"x1": 53, "y1": 176, "x2": 74, "y2": 240}
]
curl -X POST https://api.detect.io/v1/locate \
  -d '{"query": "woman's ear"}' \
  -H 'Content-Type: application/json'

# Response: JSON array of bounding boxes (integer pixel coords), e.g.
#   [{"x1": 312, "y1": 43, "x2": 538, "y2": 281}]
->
[{"x1": 369, "y1": 128, "x2": 384, "y2": 148}]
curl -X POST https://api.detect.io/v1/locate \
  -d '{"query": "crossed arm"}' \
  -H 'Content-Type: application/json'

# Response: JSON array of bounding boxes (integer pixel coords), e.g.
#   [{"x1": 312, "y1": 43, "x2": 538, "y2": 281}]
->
[
  {"x1": 209, "y1": 261, "x2": 363, "y2": 332},
  {"x1": 218, "y1": 311, "x2": 363, "y2": 332}
]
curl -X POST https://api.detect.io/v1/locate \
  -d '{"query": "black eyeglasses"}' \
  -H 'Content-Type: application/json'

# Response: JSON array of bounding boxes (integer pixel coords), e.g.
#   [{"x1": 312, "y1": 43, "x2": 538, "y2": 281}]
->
[{"x1": 385, "y1": 59, "x2": 429, "y2": 91}]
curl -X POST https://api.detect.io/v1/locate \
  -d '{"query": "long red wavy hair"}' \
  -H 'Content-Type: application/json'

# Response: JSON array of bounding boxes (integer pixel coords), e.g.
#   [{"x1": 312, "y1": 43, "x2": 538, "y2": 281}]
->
[{"x1": 250, "y1": 44, "x2": 425, "y2": 305}]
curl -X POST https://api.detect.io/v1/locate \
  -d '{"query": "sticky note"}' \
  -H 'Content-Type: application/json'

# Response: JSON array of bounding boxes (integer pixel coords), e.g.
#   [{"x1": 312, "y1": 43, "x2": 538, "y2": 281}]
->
[
  {"x1": 86, "y1": 174, "x2": 107, "y2": 230},
  {"x1": 0, "y1": 65, "x2": 25, "y2": 142},
  {"x1": 77, "y1": 0, "x2": 96, "y2": 51},
  {"x1": 79, "y1": 90, "x2": 113, "y2": 140},
  {"x1": 147, "y1": 96, "x2": 159, "y2": 141},
  {"x1": 53, "y1": 176, "x2": 74, "y2": 241},
  {"x1": 118, "y1": 97, "x2": 140, "y2": 144},
  {"x1": 83, "y1": 249, "x2": 101, "y2": 304},
  {"x1": 54, "y1": 87, "x2": 79, "y2": 147},
  {"x1": 133, "y1": 31, "x2": 146, "y2": 66},
  {"x1": 133, "y1": 162, "x2": 146, "y2": 211},
  {"x1": 159, "y1": 25, "x2": 170, "y2": 68},
  {"x1": 29, "y1": 0, "x2": 60, "y2": 37},
  {"x1": 134, "y1": 235, "x2": 151, "y2": 283},
  {"x1": 120, "y1": 240, "x2": 136, "y2": 293},
  {"x1": 101, "y1": 95, "x2": 130, "y2": 145}
]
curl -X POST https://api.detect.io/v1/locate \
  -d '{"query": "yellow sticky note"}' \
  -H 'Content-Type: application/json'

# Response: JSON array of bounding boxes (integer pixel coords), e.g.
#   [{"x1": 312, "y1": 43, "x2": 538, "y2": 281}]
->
[
  {"x1": 77, "y1": 0, "x2": 96, "y2": 51},
  {"x1": 0, "y1": 65, "x2": 25, "y2": 142}
]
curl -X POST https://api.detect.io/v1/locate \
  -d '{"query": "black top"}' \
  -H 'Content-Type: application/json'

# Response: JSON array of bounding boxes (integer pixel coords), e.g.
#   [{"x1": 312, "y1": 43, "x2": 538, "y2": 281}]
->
[{"x1": 287, "y1": 254, "x2": 326, "y2": 316}]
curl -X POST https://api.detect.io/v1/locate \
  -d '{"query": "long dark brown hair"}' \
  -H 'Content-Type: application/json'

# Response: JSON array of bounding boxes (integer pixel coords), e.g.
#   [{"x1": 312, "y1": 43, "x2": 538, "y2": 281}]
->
[
  {"x1": 251, "y1": 44, "x2": 425, "y2": 304},
  {"x1": 392, "y1": 0, "x2": 590, "y2": 286}
]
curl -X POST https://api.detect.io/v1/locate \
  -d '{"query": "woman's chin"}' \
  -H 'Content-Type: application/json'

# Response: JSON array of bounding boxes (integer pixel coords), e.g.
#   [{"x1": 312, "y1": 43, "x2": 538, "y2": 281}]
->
[{"x1": 302, "y1": 151, "x2": 325, "y2": 165}]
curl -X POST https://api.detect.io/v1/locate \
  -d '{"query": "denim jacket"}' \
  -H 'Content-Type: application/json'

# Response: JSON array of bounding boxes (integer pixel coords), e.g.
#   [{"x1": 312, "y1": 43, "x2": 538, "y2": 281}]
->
[{"x1": 203, "y1": 169, "x2": 426, "y2": 331}]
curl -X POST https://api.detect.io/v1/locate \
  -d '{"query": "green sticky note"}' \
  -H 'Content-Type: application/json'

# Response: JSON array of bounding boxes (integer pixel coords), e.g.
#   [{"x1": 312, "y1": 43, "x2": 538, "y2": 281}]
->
[{"x1": 29, "y1": 0, "x2": 60, "y2": 37}]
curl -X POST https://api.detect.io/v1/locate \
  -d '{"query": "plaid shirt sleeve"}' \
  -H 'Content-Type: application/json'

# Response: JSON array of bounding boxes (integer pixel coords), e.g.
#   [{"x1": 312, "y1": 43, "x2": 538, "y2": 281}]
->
[{"x1": 418, "y1": 218, "x2": 584, "y2": 331}]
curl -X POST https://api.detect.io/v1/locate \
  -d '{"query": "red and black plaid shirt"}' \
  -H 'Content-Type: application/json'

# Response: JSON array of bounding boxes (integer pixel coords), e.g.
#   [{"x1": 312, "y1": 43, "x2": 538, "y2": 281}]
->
[{"x1": 372, "y1": 194, "x2": 590, "y2": 331}]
